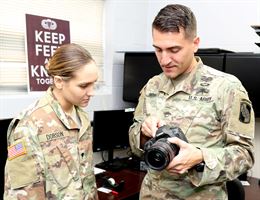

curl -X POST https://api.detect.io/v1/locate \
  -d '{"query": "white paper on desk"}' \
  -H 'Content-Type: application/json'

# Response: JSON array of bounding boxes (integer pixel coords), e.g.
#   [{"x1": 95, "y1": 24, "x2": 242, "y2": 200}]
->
[
  {"x1": 240, "y1": 180, "x2": 250, "y2": 186},
  {"x1": 98, "y1": 187, "x2": 112, "y2": 193},
  {"x1": 94, "y1": 167, "x2": 106, "y2": 175}
]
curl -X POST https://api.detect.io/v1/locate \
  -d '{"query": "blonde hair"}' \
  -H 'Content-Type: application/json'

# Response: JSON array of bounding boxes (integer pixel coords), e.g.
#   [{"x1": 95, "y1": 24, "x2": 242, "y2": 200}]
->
[{"x1": 46, "y1": 43, "x2": 94, "y2": 81}]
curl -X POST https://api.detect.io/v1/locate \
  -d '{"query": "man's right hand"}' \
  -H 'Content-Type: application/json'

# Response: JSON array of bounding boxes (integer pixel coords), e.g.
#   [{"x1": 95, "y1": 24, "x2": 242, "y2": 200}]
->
[{"x1": 141, "y1": 116, "x2": 165, "y2": 138}]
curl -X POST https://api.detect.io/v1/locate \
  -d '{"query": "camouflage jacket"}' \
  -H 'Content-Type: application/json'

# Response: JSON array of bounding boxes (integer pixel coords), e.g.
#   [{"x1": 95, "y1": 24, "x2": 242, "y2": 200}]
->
[
  {"x1": 129, "y1": 58, "x2": 255, "y2": 200},
  {"x1": 4, "y1": 87, "x2": 98, "y2": 200}
]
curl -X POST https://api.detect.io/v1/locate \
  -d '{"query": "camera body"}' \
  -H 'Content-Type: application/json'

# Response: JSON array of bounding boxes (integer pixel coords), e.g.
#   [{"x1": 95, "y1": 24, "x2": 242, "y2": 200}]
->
[{"x1": 144, "y1": 125, "x2": 188, "y2": 171}]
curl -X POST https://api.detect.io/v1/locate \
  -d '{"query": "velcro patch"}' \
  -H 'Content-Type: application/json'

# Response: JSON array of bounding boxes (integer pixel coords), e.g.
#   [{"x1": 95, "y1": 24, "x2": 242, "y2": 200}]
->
[
  {"x1": 239, "y1": 101, "x2": 251, "y2": 123},
  {"x1": 8, "y1": 141, "x2": 27, "y2": 160}
]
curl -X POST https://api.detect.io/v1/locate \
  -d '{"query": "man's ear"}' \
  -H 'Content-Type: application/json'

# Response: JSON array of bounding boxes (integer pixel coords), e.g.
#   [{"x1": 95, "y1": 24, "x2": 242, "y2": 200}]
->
[
  {"x1": 193, "y1": 36, "x2": 200, "y2": 53},
  {"x1": 53, "y1": 76, "x2": 63, "y2": 89}
]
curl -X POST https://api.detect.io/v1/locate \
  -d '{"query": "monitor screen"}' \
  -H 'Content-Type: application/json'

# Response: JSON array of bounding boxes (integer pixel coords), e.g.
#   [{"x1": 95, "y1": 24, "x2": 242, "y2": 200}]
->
[
  {"x1": 123, "y1": 52, "x2": 161, "y2": 103},
  {"x1": 0, "y1": 118, "x2": 12, "y2": 196},
  {"x1": 92, "y1": 109, "x2": 134, "y2": 152},
  {"x1": 225, "y1": 53, "x2": 260, "y2": 117}
]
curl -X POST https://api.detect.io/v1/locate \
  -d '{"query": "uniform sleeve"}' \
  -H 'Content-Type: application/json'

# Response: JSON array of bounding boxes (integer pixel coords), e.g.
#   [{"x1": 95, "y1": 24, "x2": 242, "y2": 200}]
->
[
  {"x1": 4, "y1": 119, "x2": 46, "y2": 200},
  {"x1": 189, "y1": 83, "x2": 255, "y2": 186},
  {"x1": 129, "y1": 87, "x2": 147, "y2": 158},
  {"x1": 129, "y1": 75, "x2": 165, "y2": 158}
]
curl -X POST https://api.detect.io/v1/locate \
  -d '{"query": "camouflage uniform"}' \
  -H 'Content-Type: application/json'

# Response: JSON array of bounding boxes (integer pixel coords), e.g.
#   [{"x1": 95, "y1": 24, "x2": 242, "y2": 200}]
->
[
  {"x1": 129, "y1": 58, "x2": 255, "y2": 200},
  {"x1": 4, "y1": 87, "x2": 98, "y2": 200}
]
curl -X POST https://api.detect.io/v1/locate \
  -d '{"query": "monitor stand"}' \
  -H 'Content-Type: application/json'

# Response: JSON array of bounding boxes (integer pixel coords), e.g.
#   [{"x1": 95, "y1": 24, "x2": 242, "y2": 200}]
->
[{"x1": 95, "y1": 149, "x2": 128, "y2": 171}]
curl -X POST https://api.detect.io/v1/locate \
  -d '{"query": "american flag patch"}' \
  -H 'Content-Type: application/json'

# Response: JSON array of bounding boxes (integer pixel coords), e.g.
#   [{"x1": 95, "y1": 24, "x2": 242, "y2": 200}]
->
[{"x1": 8, "y1": 141, "x2": 27, "y2": 160}]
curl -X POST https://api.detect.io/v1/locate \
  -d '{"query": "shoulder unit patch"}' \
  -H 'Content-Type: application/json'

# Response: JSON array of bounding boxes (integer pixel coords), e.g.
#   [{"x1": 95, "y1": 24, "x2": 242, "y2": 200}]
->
[{"x1": 239, "y1": 101, "x2": 251, "y2": 124}]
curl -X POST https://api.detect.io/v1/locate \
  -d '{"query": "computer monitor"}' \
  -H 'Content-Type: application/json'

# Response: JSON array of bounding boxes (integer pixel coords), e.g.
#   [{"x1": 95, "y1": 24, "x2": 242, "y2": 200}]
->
[
  {"x1": 123, "y1": 52, "x2": 161, "y2": 103},
  {"x1": 0, "y1": 118, "x2": 12, "y2": 196},
  {"x1": 92, "y1": 109, "x2": 134, "y2": 170},
  {"x1": 225, "y1": 53, "x2": 260, "y2": 117},
  {"x1": 195, "y1": 53, "x2": 225, "y2": 71}
]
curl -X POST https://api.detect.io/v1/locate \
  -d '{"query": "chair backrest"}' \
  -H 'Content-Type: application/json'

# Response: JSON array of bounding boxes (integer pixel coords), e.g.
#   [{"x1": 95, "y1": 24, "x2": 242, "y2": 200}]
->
[{"x1": 226, "y1": 178, "x2": 245, "y2": 200}]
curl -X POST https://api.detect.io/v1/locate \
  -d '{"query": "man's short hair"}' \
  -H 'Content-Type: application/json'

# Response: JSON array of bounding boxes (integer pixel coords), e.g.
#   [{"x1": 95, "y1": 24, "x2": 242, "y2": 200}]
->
[{"x1": 152, "y1": 4, "x2": 197, "y2": 39}]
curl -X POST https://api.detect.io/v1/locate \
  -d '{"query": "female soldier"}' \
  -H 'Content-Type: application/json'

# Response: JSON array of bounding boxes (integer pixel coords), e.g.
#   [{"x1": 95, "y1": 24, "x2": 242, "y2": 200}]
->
[{"x1": 4, "y1": 43, "x2": 99, "y2": 200}]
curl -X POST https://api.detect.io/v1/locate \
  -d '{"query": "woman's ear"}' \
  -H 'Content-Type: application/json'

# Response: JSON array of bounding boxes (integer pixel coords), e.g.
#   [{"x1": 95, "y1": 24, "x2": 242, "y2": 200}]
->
[{"x1": 53, "y1": 76, "x2": 63, "y2": 89}]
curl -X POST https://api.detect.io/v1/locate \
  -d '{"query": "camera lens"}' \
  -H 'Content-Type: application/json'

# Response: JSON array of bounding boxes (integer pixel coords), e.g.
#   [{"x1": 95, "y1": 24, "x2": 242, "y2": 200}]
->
[
  {"x1": 145, "y1": 149, "x2": 167, "y2": 170},
  {"x1": 144, "y1": 140, "x2": 178, "y2": 170}
]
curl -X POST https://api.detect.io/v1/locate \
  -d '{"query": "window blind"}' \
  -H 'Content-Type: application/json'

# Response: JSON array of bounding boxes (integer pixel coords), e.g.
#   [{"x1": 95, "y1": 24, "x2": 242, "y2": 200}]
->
[{"x1": 0, "y1": 0, "x2": 104, "y2": 94}]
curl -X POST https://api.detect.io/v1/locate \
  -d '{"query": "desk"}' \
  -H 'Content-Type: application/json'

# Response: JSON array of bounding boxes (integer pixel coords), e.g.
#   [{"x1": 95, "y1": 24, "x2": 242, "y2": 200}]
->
[
  {"x1": 96, "y1": 169, "x2": 259, "y2": 200},
  {"x1": 244, "y1": 177, "x2": 260, "y2": 200},
  {"x1": 96, "y1": 169, "x2": 146, "y2": 200}
]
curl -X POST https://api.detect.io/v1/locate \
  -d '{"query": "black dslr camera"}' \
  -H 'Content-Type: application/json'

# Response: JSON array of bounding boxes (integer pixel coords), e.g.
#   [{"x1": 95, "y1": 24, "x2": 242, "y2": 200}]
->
[{"x1": 144, "y1": 125, "x2": 204, "y2": 171}]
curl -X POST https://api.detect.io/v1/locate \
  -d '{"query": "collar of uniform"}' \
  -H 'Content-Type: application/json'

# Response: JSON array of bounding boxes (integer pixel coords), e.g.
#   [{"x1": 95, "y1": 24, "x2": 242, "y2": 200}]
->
[
  {"x1": 158, "y1": 57, "x2": 203, "y2": 96},
  {"x1": 44, "y1": 87, "x2": 79, "y2": 130},
  {"x1": 76, "y1": 106, "x2": 91, "y2": 139},
  {"x1": 45, "y1": 88, "x2": 91, "y2": 139}
]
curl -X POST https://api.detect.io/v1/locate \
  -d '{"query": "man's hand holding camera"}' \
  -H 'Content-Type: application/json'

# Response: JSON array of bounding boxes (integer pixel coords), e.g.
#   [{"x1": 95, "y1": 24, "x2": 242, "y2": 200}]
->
[
  {"x1": 140, "y1": 116, "x2": 165, "y2": 149},
  {"x1": 141, "y1": 119, "x2": 204, "y2": 173},
  {"x1": 141, "y1": 116, "x2": 165, "y2": 138},
  {"x1": 166, "y1": 137, "x2": 203, "y2": 174}
]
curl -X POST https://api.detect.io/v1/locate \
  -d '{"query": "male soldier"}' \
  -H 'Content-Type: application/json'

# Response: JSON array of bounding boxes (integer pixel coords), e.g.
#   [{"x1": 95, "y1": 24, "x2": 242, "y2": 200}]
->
[{"x1": 129, "y1": 4, "x2": 255, "y2": 200}]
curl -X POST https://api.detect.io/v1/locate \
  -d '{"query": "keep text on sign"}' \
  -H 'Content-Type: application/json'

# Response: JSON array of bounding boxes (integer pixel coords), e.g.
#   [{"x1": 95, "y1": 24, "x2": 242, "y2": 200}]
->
[{"x1": 26, "y1": 14, "x2": 70, "y2": 91}]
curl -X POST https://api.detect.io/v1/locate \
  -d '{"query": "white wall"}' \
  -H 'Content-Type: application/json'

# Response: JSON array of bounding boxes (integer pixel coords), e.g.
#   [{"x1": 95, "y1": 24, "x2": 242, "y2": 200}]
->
[
  {"x1": 146, "y1": 0, "x2": 260, "y2": 52},
  {"x1": 0, "y1": 0, "x2": 259, "y2": 178}
]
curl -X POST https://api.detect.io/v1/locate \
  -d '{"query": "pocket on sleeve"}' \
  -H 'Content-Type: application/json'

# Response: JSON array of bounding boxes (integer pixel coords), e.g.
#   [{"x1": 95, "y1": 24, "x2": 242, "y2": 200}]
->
[{"x1": 7, "y1": 154, "x2": 39, "y2": 189}]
